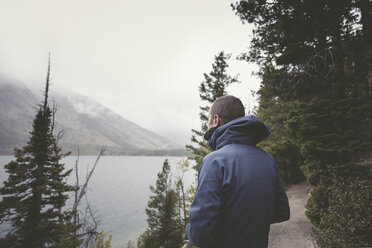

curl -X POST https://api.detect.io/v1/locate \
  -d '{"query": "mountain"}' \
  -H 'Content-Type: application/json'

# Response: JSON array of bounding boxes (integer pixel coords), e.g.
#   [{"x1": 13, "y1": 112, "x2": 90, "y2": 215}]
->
[{"x1": 0, "y1": 78, "x2": 182, "y2": 155}]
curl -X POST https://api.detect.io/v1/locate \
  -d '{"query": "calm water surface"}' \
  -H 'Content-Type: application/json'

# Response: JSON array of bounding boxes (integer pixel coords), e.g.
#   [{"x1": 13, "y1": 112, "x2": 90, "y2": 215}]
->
[{"x1": 0, "y1": 155, "x2": 196, "y2": 248}]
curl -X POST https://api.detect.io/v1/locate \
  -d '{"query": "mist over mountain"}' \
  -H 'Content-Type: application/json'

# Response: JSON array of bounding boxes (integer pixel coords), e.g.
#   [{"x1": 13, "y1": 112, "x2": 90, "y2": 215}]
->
[{"x1": 0, "y1": 78, "x2": 182, "y2": 155}]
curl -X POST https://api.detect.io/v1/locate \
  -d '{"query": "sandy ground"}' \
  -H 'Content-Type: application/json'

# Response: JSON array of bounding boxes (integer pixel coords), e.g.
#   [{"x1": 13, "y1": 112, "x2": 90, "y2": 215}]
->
[{"x1": 268, "y1": 181, "x2": 314, "y2": 248}]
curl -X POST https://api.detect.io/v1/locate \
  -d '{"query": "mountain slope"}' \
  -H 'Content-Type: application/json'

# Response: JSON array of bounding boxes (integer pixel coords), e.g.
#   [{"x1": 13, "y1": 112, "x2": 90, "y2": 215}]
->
[{"x1": 0, "y1": 79, "x2": 181, "y2": 155}]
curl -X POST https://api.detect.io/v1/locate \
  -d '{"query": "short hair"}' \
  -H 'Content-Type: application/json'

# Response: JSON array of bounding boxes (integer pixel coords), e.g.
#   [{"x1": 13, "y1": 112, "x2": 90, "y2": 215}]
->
[{"x1": 210, "y1": 95, "x2": 245, "y2": 124}]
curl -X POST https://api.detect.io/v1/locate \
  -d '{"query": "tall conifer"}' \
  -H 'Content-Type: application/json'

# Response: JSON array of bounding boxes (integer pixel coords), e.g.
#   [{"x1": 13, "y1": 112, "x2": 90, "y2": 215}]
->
[
  {"x1": 186, "y1": 51, "x2": 239, "y2": 171},
  {"x1": 232, "y1": 0, "x2": 372, "y2": 245},
  {"x1": 138, "y1": 159, "x2": 183, "y2": 248},
  {"x1": 0, "y1": 59, "x2": 80, "y2": 247}
]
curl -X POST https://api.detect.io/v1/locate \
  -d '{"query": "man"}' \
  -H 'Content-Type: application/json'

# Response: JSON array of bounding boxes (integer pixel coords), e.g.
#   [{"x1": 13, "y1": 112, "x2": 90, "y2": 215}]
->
[{"x1": 184, "y1": 95, "x2": 290, "y2": 248}]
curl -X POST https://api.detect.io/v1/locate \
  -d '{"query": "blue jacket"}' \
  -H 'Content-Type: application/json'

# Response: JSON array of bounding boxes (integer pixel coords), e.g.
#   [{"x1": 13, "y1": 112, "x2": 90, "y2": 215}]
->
[{"x1": 186, "y1": 116, "x2": 290, "y2": 248}]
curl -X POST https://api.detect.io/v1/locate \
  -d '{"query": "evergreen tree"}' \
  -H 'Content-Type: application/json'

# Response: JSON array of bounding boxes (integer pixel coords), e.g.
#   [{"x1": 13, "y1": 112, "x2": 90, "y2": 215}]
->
[
  {"x1": 175, "y1": 158, "x2": 190, "y2": 230},
  {"x1": 138, "y1": 159, "x2": 183, "y2": 248},
  {"x1": 0, "y1": 60, "x2": 80, "y2": 247},
  {"x1": 256, "y1": 84, "x2": 305, "y2": 185},
  {"x1": 91, "y1": 231, "x2": 112, "y2": 248},
  {"x1": 232, "y1": 0, "x2": 372, "y2": 245},
  {"x1": 186, "y1": 51, "x2": 239, "y2": 171}
]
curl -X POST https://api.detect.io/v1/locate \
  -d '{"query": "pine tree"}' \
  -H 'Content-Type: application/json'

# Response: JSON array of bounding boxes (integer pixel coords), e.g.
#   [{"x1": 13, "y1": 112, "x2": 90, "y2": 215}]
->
[
  {"x1": 138, "y1": 159, "x2": 183, "y2": 248},
  {"x1": 0, "y1": 59, "x2": 80, "y2": 247},
  {"x1": 186, "y1": 51, "x2": 239, "y2": 171},
  {"x1": 256, "y1": 81, "x2": 305, "y2": 185},
  {"x1": 232, "y1": 0, "x2": 372, "y2": 245},
  {"x1": 175, "y1": 158, "x2": 190, "y2": 230},
  {"x1": 91, "y1": 231, "x2": 112, "y2": 248}
]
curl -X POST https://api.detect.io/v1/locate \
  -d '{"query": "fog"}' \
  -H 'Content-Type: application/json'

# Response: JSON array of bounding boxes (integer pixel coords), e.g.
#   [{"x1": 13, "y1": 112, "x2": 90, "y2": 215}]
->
[{"x1": 0, "y1": 0, "x2": 260, "y2": 146}]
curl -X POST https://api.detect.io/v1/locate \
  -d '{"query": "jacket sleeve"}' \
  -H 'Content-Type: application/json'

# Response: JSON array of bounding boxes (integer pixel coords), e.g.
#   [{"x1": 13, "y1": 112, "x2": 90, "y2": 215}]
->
[
  {"x1": 271, "y1": 166, "x2": 290, "y2": 223},
  {"x1": 186, "y1": 158, "x2": 221, "y2": 247}
]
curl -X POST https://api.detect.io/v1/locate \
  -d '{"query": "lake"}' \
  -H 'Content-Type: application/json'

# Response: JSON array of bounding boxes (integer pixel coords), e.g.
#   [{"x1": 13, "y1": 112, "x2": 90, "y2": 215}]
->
[{"x1": 0, "y1": 155, "x2": 196, "y2": 248}]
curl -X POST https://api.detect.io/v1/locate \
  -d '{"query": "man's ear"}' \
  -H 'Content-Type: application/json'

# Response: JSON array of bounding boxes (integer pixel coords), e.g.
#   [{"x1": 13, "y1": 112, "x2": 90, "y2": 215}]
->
[{"x1": 213, "y1": 114, "x2": 223, "y2": 127}]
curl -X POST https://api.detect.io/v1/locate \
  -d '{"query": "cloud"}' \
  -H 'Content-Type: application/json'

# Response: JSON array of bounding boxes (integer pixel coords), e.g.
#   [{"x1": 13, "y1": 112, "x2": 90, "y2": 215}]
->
[{"x1": 0, "y1": 0, "x2": 260, "y2": 145}]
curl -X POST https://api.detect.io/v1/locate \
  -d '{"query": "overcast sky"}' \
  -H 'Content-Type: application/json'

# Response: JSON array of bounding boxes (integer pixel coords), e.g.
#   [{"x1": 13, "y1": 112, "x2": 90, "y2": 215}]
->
[{"x1": 0, "y1": 0, "x2": 260, "y2": 146}]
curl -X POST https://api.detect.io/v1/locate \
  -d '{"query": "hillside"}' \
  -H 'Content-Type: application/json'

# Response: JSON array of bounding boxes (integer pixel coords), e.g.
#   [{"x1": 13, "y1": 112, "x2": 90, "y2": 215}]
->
[{"x1": 0, "y1": 78, "x2": 182, "y2": 155}]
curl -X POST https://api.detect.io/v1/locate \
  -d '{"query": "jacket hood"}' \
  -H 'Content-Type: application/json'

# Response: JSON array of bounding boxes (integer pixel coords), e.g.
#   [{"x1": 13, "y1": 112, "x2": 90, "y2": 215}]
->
[{"x1": 207, "y1": 115, "x2": 271, "y2": 151}]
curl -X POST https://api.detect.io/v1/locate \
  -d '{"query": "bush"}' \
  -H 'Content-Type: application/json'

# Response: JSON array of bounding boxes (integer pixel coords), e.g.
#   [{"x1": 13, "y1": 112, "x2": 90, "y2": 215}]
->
[{"x1": 314, "y1": 178, "x2": 372, "y2": 248}]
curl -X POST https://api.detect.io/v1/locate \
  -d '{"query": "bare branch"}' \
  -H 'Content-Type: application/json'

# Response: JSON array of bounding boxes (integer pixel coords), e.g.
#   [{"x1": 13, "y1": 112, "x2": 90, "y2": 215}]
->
[
  {"x1": 55, "y1": 130, "x2": 64, "y2": 145},
  {"x1": 280, "y1": 47, "x2": 336, "y2": 88},
  {"x1": 79, "y1": 198, "x2": 99, "y2": 247},
  {"x1": 67, "y1": 147, "x2": 106, "y2": 247},
  {"x1": 71, "y1": 146, "x2": 105, "y2": 217},
  {"x1": 79, "y1": 147, "x2": 104, "y2": 210}
]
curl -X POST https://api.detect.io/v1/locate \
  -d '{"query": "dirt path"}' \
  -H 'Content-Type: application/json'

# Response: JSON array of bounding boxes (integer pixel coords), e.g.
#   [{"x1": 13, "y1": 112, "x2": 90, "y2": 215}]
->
[{"x1": 268, "y1": 181, "x2": 314, "y2": 248}]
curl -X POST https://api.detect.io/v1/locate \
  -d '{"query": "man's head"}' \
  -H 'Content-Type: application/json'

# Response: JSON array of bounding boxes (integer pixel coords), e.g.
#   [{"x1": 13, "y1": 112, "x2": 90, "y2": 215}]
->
[{"x1": 208, "y1": 95, "x2": 245, "y2": 129}]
